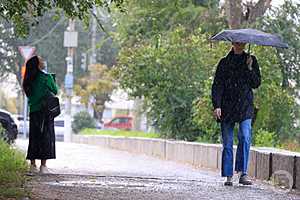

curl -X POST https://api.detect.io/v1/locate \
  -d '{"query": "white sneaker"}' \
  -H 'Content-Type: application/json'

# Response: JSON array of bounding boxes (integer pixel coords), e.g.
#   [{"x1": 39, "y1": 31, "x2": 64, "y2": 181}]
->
[
  {"x1": 29, "y1": 165, "x2": 39, "y2": 174},
  {"x1": 40, "y1": 165, "x2": 50, "y2": 174}
]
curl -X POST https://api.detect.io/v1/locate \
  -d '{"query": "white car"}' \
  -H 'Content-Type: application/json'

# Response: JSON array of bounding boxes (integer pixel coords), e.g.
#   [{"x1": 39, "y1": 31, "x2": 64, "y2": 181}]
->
[
  {"x1": 13, "y1": 114, "x2": 65, "y2": 141},
  {"x1": 13, "y1": 114, "x2": 29, "y2": 137}
]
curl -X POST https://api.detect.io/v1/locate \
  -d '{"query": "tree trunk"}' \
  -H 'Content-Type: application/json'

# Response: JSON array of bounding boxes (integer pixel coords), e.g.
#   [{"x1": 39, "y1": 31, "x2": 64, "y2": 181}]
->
[
  {"x1": 225, "y1": 0, "x2": 243, "y2": 28},
  {"x1": 225, "y1": 0, "x2": 272, "y2": 28},
  {"x1": 247, "y1": 0, "x2": 272, "y2": 24}
]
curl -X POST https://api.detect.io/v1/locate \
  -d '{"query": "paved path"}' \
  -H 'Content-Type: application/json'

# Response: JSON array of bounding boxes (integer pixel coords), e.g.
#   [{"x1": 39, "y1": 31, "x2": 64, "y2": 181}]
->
[{"x1": 16, "y1": 139, "x2": 300, "y2": 200}]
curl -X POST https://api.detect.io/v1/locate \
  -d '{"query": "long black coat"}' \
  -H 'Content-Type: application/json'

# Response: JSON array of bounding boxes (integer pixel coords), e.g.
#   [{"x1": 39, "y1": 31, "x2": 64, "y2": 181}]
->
[{"x1": 211, "y1": 50, "x2": 261, "y2": 123}]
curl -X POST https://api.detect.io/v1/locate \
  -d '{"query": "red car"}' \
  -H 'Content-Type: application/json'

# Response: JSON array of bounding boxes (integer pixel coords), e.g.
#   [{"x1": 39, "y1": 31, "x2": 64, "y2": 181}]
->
[{"x1": 104, "y1": 116, "x2": 133, "y2": 130}]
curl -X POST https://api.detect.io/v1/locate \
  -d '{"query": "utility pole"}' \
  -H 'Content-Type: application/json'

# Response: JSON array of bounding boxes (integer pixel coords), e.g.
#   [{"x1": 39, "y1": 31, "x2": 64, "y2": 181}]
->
[
  {"x1": 90, "y1": 6, "x2": 97, "y2": 67},
  {"x1": 64, "y1": 19, "x2": 78, "y2": 142},
  {"x1": 87, "y1": 6, "x2": 97, "y2": 117}
]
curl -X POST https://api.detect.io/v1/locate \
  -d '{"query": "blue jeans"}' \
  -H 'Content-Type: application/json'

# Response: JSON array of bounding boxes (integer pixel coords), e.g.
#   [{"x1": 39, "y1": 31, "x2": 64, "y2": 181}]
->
[{"x1": 221, "y1": 119, "x2": 252, "y2": 177}]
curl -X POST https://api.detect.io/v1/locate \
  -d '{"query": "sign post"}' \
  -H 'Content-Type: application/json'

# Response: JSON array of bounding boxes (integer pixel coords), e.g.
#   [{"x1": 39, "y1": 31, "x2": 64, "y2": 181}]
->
[
  {"x1": 18, "y1": 46, "x2": 36, "y2": 138},
  {"x1": 64, "y1": 20, "x2": 77, "y2": 142}
]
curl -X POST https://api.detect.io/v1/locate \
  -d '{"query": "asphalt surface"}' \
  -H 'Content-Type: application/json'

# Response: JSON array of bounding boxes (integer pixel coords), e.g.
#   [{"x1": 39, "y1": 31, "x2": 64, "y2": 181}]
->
[{"x1": 16, "y1": 139, "x2": 300, "y2": 200}]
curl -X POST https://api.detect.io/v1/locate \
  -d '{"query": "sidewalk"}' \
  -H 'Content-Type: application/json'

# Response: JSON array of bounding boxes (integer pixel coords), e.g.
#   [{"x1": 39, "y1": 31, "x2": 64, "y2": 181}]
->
[{"x1": 16, "y1": 139, "x2": 300, "y2": 200}]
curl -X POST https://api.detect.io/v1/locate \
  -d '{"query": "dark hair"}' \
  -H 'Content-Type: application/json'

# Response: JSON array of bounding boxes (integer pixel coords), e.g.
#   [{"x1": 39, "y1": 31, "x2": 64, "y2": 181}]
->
[{"x1": 22, "y1": 56, "x2": 40, "y2": 96}]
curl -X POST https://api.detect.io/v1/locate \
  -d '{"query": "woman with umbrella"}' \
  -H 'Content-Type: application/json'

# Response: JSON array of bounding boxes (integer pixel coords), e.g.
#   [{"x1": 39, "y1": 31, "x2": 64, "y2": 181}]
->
[
  {"x1": 23, "y1": 55, "x2": 58, "y2": 174},
  {"x1": 211, "y1": 28, "x2": 288, "y2": 186}
]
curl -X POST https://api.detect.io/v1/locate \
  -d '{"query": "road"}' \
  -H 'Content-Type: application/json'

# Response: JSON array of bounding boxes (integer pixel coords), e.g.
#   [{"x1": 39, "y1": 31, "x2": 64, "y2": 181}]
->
[{"x1": 16, "y1": 139, "x2": 300, "y2": 200}]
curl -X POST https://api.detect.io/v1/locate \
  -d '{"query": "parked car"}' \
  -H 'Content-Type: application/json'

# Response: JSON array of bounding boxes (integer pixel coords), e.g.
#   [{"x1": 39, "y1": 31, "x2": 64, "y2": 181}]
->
[
  {"x1": 0, "y1": 109, "x2": 18, "y2": 144},
  {"x1": 14, "y1": 114, "x2": 65, "y2": 141},
  {"x1": 104, "y1": 116, "x2": 133, "y2": 130}
]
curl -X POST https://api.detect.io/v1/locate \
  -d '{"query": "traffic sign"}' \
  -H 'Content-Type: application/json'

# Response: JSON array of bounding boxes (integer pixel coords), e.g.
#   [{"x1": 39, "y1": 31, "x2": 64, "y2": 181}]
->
[{"x1": 18, "y1": 46, "x2": 36, "y2": 60}]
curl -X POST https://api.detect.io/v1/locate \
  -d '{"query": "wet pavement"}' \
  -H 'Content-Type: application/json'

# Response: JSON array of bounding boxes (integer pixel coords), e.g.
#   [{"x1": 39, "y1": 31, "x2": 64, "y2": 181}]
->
[{"x1": 16, "y1": 139, "x2": 300, "y2": 200}]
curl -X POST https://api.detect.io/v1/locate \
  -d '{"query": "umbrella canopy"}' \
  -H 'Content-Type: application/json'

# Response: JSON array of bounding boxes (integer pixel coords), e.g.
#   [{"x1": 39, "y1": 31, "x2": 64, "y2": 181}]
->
[{"x1": 210, "y1": 28, "x2": 288, "y2": 49}]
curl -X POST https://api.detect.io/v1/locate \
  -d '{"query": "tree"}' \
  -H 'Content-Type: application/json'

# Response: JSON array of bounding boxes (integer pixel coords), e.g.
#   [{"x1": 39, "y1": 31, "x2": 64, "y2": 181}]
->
[
  {"x1": 0, "y1": 21, "x2": 18, "y2": 80},
  {"x1": 0, "y1": 9, "x2": 119, "y2": 91},
  {"x1": 72, "y1": 111, "x2": 96, "y2": 133},
  {"x1": 114, "y1": 0, "x2": 224, "y2": 46},
  {"x1": 0, "y1": 0, "x2": 124, "y2": 36},
  {"x1": 113, "y1": 0, "x2": 227, "y2": 140},
  {"x1": 224, "y1": 0, "x2": 272, "y2": 28},
  {"x1": 74, "y1": 64, "x2": 115, "y2": 120},
  {"x1": 115, "y1": 26, "x2": 228, "y2": 140},
  {"x1": 256, "y1": 0, "x2": 300, "y2": 93}
]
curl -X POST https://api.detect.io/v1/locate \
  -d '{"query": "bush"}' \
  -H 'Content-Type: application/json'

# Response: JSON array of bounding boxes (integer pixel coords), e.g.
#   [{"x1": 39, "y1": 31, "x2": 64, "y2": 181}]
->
[
  {"x1": 0, "y1": 139, "x2": 28, "y2": 199},
  {"x1": 0, "y1": 124, "x2": 4, "y2": 139},
  {"x1": 192, "y1": 80, "x2": 221, "y2": 143},
  {"x1": 0, "y1": 123, "x2": 15, "y2": 145},
  {"x1": 253, "y1": 129, "x2": 277, "y2": 147},
  {"x1": 72, "y1": 111, "x2": 96, "y2": 134}
]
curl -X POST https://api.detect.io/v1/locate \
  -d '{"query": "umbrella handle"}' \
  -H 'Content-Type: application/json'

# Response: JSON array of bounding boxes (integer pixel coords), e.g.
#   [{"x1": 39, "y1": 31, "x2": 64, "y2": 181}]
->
[{"x1": 248, "y1": 44, "x2": 251, "y2": 54}]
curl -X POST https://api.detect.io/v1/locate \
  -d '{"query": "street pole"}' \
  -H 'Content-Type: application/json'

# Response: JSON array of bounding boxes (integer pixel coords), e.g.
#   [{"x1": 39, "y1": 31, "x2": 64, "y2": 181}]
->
[
  {"x1": 88, "y1": 6, "x2": 97, "y2": 117},
  {"x1": 64, "y1": 19, "x2": 77, "y2": 142}
]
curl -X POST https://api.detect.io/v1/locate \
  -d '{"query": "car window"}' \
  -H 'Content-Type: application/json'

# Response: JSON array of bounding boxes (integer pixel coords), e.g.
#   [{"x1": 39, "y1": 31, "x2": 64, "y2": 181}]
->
[
  {"x1": 119, "y1": 118, "x2": 129, "y2": 123},
  {"x1": 111, "y1": 118, "x2": 120, "y2": 123}
]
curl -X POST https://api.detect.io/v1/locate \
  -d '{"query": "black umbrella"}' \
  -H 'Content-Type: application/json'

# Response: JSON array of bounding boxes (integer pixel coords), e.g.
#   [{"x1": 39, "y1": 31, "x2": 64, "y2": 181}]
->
[{"x1": 210, "y1": 28, "x2": 288, "y2": 50}]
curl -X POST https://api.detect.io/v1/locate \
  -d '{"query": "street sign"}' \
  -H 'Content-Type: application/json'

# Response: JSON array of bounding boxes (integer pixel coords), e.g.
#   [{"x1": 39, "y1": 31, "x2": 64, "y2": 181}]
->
[
  {"x1": 64, "y1": 74, "x2": 74, "y2": 89},
  {"x1": 18, "y1": 46, "x2": 36, "y2": 60},
  {"x1": 64, "y1": 31, "x2": 78, "y2": 47}
]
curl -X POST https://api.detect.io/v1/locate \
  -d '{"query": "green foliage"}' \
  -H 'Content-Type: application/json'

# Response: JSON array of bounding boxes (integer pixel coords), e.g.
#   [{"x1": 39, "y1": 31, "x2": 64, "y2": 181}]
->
[
  {"x1": 254, "y1": 129, "x2": 277, "y2": 147},
  {"x1": 255, "y1": 0, "x2": 300, "y2": 93},
  {"x1": 74, "y1": 64, "x2": 115, "y2": 120},
  {"x1": 115, "y1": 26, "x2": 228, "y2": 141},
  {"x1": 0, "y1": 124, "x2": 4, "y2": 136},
  {"x1": 113, "y1": 0, "x2": 299, "y2": 149},
  {"x1": 81, "y1": 129, "x2": 160, "y2": 138},
  {"x1": 0, "y1": 10, "x2": 119, "y2": 89},
  {"x1": 252, "y1": 46, "x2": 300, "y2": 142},
  {"x1": 114, "y1": 0, "x2": 225, "y2": 46},
  {"x1": 113, "y1": 0, "x2": 226, "y2": 141},
  {"x1": 72, "y1": 111, "x2": 96, "y2": 134},
  {"x1": 192, "y1": 80, "x2": 221, "y2": 143},
  {"x1": 0, "y1": 20, "x2": 17, "y2": 80},
  {"x1": 254, "y1": 82, "x2": 298, "y2": 142},
  {"x1": 0, "y1": 139, "x2": 28, "y2": 199},
  {"x1": 0, "y1": 0, "x2": 125, "y2": 36}
]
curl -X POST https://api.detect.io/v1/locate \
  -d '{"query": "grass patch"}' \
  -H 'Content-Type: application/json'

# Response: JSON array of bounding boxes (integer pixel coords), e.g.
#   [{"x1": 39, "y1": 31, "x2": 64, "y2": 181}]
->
[
  {"x1": 80, "y1": 129, "x2": 160, "y2": 138},
  {"x1": 0, "y1": 139, "x2": 29, "y2": 199}
]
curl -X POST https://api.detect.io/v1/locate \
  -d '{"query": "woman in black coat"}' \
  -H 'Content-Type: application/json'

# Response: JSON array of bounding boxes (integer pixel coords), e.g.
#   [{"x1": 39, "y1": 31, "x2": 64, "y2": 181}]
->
[{"x1": 211, "y1": 42, "x2": 261, "y2": 186}]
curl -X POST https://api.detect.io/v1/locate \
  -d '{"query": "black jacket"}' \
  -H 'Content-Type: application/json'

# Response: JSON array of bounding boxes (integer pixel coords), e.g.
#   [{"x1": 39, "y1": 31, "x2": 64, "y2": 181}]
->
[{"x1": 211, "y1": 50, "x2": 261, "y2": 123}]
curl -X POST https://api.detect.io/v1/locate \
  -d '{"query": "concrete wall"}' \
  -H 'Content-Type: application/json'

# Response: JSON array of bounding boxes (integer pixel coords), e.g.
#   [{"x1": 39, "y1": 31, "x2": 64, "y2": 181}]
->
[{"x1": 72, "y1": 135, "x2": 300, "y2": 190}]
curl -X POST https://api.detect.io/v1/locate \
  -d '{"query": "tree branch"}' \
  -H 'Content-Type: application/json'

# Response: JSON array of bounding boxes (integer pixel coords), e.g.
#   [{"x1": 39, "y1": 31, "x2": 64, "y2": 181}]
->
[{"x1": 248, "y1": 0, "x2": 272, "y2": 24}]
